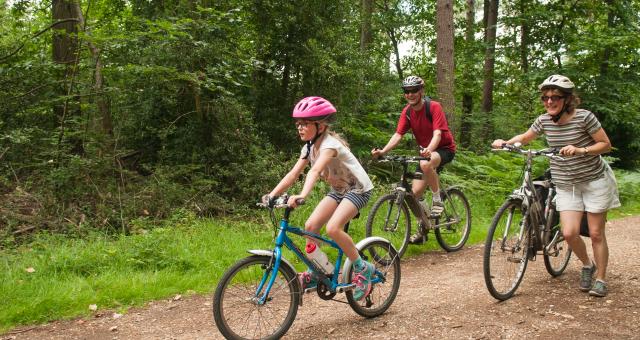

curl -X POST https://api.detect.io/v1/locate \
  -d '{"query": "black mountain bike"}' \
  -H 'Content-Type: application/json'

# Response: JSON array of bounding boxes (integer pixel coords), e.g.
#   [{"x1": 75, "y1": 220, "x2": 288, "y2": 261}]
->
[
  {"x1": 366, "y1": 155, "x2": 471, "y2": 258},
  {"x1": 483, "y1": 144, "x2": 572, "y2": 301}
]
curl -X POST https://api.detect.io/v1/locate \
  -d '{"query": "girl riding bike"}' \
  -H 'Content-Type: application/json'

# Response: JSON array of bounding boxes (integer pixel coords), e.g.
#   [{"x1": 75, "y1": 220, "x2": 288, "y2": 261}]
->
[{"x1": 263, "y1": 96, "x2": 375, "y2": 301}]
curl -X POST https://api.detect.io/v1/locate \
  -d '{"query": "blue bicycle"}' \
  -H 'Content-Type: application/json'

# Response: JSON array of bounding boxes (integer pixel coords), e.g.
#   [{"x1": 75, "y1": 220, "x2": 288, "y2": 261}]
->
[{"x1": 213, "y1": 195, "x2": 401, "y2": 340}]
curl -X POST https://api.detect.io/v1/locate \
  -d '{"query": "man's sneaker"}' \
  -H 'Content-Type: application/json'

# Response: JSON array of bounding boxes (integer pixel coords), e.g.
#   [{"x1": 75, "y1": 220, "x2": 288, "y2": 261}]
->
[
  {"x1": 408, "y1": 225, "x2": 427, "y2": 244},
  {"x1": 352, "y1": 260, "x2": 375, "y2": 301},
  {"x1": 580, "y1": 263, "x2": 597, "y2": 292},
  {"x1": 589, "y1": 279, "x2": 608, "y2": 297},
  {"x1": 430, "y1": 201, "x2": 444, "y2": 218},
  {"x1": 298, "y1": 271, "x2": 317, "y2": 291}
]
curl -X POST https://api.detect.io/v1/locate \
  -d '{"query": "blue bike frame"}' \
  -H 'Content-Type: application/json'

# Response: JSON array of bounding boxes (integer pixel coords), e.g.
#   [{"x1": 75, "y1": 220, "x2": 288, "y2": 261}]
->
[{"x1": 255, "y1": 209, "x2": 379, "y2": 304}]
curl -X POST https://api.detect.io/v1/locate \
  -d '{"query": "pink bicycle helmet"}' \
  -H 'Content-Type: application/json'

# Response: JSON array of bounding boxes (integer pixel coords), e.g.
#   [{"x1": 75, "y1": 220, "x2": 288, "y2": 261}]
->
[{"x1": 292, "y1": 96, "x2": 336, "y2": 121}]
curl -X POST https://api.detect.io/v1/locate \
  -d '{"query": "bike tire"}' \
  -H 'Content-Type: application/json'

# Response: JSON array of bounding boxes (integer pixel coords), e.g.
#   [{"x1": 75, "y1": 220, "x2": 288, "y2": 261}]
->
[
  {"x1": 483, "y1": 199, "x2": 530, "y2": 301},
  {"x1": 213, "y1": 255, "x2": 300, "y2": 340},
  {"x1": 365, "y1": 193, "x2": 411, "y2": 258},
  {"x1": 434, "y1": 187, "x2": 471, "y2": 252},
  {"x1": 543, "y1": 207, "x2": 572, "y2": 276},
  {"x1": 346, "y1": 239, "x2": 401, "y2": 318}
]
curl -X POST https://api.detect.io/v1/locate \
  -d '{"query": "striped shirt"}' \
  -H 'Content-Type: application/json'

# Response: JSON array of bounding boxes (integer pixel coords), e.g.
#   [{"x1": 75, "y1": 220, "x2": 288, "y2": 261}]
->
[{"x1": 530, "y1": 109, "x2": 605, "y2": 187}]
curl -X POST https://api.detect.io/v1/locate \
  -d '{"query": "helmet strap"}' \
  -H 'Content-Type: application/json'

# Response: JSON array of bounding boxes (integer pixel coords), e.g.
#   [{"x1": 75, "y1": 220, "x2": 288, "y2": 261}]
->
[
  {"x1": 302, "y1": 123, "x2": 325, "y2": 160},
  {"x1": 551, "y1": 99, "x2": 569, "y2": 123}
]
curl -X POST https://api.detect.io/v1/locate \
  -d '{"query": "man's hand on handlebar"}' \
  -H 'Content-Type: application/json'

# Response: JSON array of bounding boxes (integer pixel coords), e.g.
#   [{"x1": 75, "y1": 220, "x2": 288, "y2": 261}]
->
[
  {"x1": 371, "y1": 147, "x2": 385, "y2": 160},
  {"x1": 419, "y1": 147, "x2": 431, "y2": 158}
]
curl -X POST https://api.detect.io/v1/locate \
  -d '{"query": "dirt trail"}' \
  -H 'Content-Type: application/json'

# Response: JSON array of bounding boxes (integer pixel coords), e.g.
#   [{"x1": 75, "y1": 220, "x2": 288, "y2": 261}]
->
[{"x1": 4, "y1": 216, "x2": 640, "y2": 340}]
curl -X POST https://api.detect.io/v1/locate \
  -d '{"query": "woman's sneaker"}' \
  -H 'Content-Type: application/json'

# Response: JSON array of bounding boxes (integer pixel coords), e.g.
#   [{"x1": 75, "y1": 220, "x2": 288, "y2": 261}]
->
[
  {"x1": 580, "y1": 263, "x2": 597, "y2": 292},
  {"x1": 589, "y1": 279, "x2": 607, "y2": 297},
  {"x1": 298, "y1": 271, "x2": 318, "y2": 291},
  {"x1": 352, "y1": 261, "x2": 375, "y2": 301}
]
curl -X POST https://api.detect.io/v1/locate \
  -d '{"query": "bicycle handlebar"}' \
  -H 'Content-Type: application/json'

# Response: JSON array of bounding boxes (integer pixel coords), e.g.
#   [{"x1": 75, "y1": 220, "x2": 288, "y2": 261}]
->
[
  {"x1": 376, "y1": 154, "x2": 431, "y2": 163},
  {"x1": 257, "y1": 194, "x2": 305, "y2": 209},
  {"x1": 492, "y1": 143, "x2": 564, "y2": 161}
]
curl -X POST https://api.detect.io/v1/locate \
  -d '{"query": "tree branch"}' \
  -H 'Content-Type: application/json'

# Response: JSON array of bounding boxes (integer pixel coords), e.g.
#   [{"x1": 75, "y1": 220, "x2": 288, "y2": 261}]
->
[{"x1": 0, "y1": 19, "x2": 80, "y2": 63}]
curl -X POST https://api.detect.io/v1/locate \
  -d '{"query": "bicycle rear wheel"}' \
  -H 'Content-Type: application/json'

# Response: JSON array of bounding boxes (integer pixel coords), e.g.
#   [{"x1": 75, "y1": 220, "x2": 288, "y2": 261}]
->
[
  {"x1": 346, "y1": 239, "x2": 401, "y2": 317},
  {"x1": 543, "y1": 208, "x2": 572, "y2": 276},
  {"x1": 213, "y1": 255, "x2": 300, "y2": 340},
  {"x1": 483, "y1": 199, "x2": 530, "y2": 301},
  {"x1": 434, "y1": 187, "x2": 471, "y2": 252},
  {"x1": 365, "y1": 193, "x2": 411, "y2": 258}
]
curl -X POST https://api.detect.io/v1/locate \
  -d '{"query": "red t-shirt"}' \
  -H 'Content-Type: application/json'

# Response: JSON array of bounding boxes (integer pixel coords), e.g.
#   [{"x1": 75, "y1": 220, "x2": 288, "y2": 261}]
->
[{"x1": 396, "y1": 100, "x2": 456, "y2": 152}]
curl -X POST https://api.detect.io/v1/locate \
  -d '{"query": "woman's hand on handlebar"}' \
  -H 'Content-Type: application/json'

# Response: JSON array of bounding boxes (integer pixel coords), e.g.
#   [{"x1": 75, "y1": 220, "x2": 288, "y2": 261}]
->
[
  {"x1": 559, "y1": 144, "x2": 584, "y2": 156},
  {"x1": 491, "y1": 139, "x2": 507, "y2": 149}
]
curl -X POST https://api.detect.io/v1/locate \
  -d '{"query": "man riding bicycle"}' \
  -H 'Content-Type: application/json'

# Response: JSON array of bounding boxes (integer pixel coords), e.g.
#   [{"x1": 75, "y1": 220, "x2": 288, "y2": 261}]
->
[{"x1": 371, "y1": 75, "x2": 456, "y2": 244}]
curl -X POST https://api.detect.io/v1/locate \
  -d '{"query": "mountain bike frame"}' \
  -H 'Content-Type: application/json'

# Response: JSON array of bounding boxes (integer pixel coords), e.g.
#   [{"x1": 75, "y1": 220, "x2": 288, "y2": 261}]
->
[{"x1": 381, "y1": 155, "x2": 461, "y2": 229}]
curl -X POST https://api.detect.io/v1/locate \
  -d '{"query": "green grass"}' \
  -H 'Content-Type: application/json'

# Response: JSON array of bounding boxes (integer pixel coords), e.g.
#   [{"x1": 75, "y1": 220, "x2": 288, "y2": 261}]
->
[{"x1": 1, "y1": 162, "x2": 639, "y2": 333}]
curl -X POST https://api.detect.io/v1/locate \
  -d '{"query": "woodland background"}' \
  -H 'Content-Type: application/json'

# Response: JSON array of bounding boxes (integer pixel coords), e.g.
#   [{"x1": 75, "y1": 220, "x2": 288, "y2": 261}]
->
[{"x1": 1, "y1": 0, "x2": 639, "y2": 242}]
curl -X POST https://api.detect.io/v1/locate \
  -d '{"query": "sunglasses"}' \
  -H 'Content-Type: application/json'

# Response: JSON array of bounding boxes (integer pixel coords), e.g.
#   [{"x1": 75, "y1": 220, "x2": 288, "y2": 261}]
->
[
  {"x1": 295, "y1": 121, "x2": 312, "y2": 129},
  {"x1": 403, "y1": 87, "x2": 421, "y2": 94},
  {"x1": 540, "y1": 95, "x2": 565, "y2": 102}
]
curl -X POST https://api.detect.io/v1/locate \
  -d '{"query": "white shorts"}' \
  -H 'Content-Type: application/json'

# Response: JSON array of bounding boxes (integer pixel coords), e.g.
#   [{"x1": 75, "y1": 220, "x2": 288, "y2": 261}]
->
[{"x1": 555, "y1": 163, "x2": 621, "y2": 213}]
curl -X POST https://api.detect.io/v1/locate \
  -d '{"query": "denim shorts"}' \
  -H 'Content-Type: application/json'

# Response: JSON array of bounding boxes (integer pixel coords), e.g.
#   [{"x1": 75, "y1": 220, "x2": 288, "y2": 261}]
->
[
  {"x1": 327, "y1": 190, "x2": 372, "y2": 211},
  {"x1": 556, "y1": 164, "x2": 621, "y2": 213}
]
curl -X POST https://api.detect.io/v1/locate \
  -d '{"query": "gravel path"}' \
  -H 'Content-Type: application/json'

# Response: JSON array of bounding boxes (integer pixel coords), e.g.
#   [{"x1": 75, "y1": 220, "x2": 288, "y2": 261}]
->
[{"x1": 4, "y1": 216, "x2": 640, "y2": 340}]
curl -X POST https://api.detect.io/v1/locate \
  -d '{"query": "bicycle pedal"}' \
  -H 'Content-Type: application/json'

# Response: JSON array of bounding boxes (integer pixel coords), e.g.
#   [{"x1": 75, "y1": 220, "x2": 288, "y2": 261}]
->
[
  {"x1": 337, "y1": 283, "x2": 356, "y2": 293},
  {"x1": 507, "y1": 256, "x2": 522, "y2": 263},
  {"x1": 303, "y1": 287, "x2": 317, "y2": 294}
]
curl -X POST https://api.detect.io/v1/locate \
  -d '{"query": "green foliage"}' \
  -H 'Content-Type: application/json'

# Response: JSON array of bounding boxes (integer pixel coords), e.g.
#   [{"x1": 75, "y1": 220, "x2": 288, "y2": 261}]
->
[{"x1": 1, "y1": 0, "x2": 640, "y2": 244}]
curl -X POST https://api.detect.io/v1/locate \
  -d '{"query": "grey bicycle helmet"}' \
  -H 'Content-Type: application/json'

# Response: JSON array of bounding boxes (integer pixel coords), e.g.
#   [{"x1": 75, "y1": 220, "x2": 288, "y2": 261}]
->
[
  {"x1": 538, "y1": 75, "x2": 575, "y2": 92},
  {"x1": 402, "y1": 75, "x2": 424, "y2": 89}
]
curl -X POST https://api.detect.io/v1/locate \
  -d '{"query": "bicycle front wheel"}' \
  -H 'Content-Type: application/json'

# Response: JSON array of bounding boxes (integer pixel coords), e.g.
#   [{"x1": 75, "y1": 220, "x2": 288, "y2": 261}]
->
[
  {"x1": 434, "y1": 187, "x2": 471, "y2": 252},
  {"x1": 365, "y1": 193, "x2": 411, "y2": 258},
  {"x1": 543, "y1": 208, "x2": 572, "y2": 276},
  {"x1": 483, "y1": 199, "x2": 530, "y2": 301},
  {"x1": 346, "y1": 239, "x2": 401, "y2": 318},
  {"x1": 213, "y1": 255, "x2": 300, "y2": 340}
]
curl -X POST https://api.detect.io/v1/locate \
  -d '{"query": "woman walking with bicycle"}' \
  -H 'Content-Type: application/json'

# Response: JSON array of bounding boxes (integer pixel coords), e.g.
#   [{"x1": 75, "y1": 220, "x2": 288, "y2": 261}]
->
[
  {"x1": 492, "y1": 75, "x2": 620, "y2": 297},
  {"x1": 264, "y1": 96, "x2": 376, "y2": 301}
]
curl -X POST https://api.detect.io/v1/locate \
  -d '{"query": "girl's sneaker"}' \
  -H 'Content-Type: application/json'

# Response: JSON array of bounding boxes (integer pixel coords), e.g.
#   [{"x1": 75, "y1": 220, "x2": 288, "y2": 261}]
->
[
  {"x1": 352, "y1": 261, "x2": 375, "y2": 301},
  {"x1": 298, "y1": 271, "x2": 317, "y2": 291}
]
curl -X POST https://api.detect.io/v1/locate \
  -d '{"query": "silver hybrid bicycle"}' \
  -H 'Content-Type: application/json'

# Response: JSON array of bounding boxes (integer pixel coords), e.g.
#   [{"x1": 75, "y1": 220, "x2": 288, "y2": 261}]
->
[{"x1": 483, "y1": 143, "x2": 572, "y2": 301}]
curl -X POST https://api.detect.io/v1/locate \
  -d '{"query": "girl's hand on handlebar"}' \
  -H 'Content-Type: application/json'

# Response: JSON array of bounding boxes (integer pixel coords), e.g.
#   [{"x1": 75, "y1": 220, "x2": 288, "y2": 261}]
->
[
  {"x1": 287, "y1": 194, "x2": 305, "y2": 208},
  {"x1": 261, "y1": 194, "x2": 271, "y2": 205}
]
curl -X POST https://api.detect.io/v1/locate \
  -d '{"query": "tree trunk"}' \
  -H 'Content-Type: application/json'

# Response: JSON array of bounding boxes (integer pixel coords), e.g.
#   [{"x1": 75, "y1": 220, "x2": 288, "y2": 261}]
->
[
  {"x1": 387, "y1": 27, "x2": 403, "y2": 80},
  {"x1": 482, "y1": 0, "x2": 498, "y2": 136},
  {"x1": 360, "y1": 0, "x2": 374, "y2": 51},
  {"x1": 519, "y1": 0, "x2": 529, "y2": 73},
  {"x1": 71, "y1": 1, "x2": 112, "y2": 136},
  {"x1": 52, "y1": 0, "x2": 83, "y2": 156},
  {"x1": 599, "y1": 0, "x2": 615, "y2": 77},
  {"x1": 436, "y1": 0, "x2": 456, "y2": 130},
  {"x1": 52, "y1": 0, "x2": 78, "y2": 65},
  {"x1": 459, "y1": 0, "x2": 475, "y2": 148}
]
